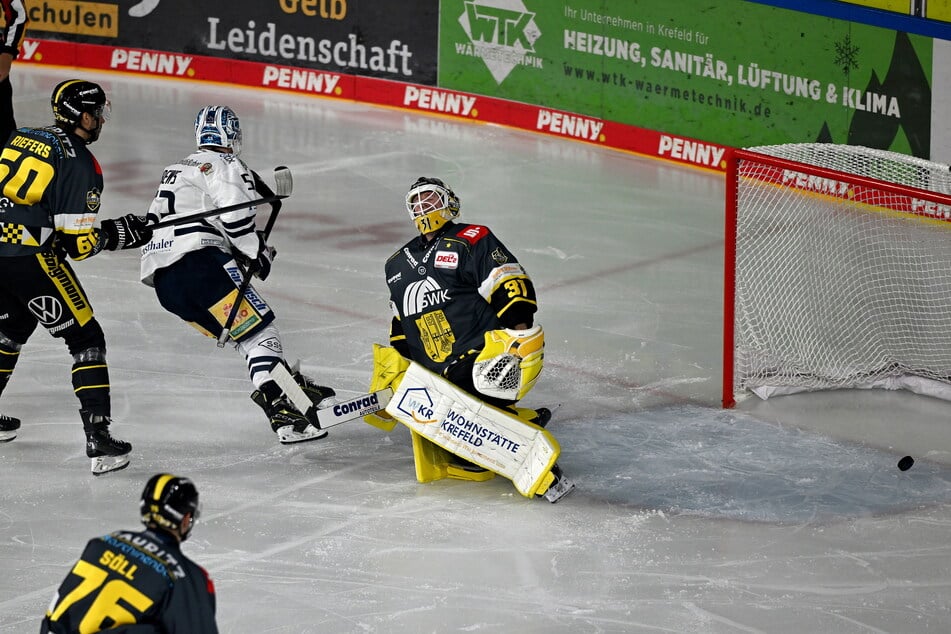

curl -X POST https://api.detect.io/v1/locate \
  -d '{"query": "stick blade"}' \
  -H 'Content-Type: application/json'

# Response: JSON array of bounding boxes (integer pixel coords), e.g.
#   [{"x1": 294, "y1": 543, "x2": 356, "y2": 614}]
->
[{"x1": 274, "y1": 166, "x2": 293, "y2": 197}]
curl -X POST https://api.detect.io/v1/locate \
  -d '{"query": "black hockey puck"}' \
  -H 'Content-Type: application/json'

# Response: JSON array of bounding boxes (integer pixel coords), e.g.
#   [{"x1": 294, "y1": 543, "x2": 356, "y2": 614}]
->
[{"x1": 898, "y1": 456, "x2": 914, "y2": 471}]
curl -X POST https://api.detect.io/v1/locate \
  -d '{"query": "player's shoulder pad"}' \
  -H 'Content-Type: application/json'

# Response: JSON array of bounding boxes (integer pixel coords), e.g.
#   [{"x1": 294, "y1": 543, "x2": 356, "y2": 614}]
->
[{"x1": 454, "y1": 224, "x2": 490, "y2": 245}]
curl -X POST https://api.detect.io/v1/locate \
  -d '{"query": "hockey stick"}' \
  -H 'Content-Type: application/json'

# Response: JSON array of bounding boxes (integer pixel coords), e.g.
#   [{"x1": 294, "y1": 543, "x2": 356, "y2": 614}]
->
[
  {"x1": 269, "y1": 362, "x2": 393, "y2": 430},
  {"x1": 216, "y1": 168, "x2": 291, "y2": 347},
  {"x1": 149, "y1": 166, "x2": 293, "y2": 230}
]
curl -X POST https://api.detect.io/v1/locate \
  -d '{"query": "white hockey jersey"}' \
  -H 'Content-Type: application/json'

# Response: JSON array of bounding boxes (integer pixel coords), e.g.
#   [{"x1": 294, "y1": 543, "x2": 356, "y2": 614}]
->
[{"x1": 140, "y1": 149, "x2": 262, "y2": 286}]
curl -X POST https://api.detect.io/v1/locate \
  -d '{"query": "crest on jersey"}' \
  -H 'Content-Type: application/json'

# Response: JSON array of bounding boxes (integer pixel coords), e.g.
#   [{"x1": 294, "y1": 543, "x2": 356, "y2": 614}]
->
[
  {"x1": 415, "y1": 309, "x2": 455, "y2": 363},
  {"x1": 85, "y1": 189, "x2": 101, "y2": 211}
]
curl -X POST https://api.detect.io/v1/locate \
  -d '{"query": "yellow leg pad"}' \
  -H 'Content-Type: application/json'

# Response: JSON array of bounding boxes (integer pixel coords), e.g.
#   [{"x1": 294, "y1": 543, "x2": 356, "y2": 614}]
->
[
  {"x1": 533, "y1": 470, "x2": 556, "y2": 496},
  {"x1": 363, "y1": 412, "x2": 398, "y2": 432},
  {"x1": 511, "y1": 406, "x2": 538, "y2": 423},
  {"x1": 446, "y1": 464, "x2": 496, "y2": 482},
  {"x1": 410, "y1": 430, "x2": 496, "y2": 483},
  {"x1": 410, "y1": 430, "x2": 449, "y2": 483}
]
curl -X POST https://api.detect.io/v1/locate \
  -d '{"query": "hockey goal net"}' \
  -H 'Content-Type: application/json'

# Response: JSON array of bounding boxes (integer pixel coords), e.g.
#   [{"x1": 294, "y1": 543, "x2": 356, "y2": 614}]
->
[{"x1": 723, "y1": 143, "x2": 951, "y2": 407}]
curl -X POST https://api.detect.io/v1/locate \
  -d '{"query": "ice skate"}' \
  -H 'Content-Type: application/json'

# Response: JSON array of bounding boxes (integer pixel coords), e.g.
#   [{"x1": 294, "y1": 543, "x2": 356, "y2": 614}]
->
[
  {"x1": 81, "y1": 410, "x2": 132, "y2": 475},
  {"x1": 251, "y1": 387, "x2": 328, "y2": 444},
  {"x1": 538, "y1": 464, "x2": 575, "y2": 503},
  {"x1": 511, "y1": 406, "x2": 551, "y2": 428},
  {"x1": 0, "y1": 413, "x2": 20, "y2": 442},
  {"x1": 291, "y1": 369, "x2": 336, "y2": 409}
]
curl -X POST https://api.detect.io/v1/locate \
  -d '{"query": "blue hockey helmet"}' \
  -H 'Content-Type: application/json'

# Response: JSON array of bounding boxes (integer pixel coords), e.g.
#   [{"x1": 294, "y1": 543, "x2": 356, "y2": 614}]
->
[{"x1": 195, "y1": 105, "x2": 242, "y2": 155}]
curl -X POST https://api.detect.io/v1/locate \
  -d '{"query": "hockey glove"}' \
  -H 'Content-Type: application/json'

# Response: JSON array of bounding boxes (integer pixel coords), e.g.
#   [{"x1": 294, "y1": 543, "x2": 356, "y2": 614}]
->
[
  {"x1": 363, "y1": 344, "x2": 409, "y2": 432},
  {"x1": 98, "y1": 214, "x2": 153, "y2": 251},
  {"x1": 472, "y1": 325, "x2": 545, "y2": 401},
  {"x1": 252, "y1": 231, "x2": 276, "y2": 280}
]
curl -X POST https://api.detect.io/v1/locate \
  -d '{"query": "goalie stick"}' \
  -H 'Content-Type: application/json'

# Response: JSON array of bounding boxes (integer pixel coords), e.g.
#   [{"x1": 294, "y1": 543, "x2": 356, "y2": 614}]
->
[
  {"x1": 269, "y1": 363, "x2": 392, "y2": 430},
  {"x1": 216, "y1": 168, "x2": 291, "y2": 347},
  {"x1": 149, "y1": 166, "x2": 293, "y2": 230}
]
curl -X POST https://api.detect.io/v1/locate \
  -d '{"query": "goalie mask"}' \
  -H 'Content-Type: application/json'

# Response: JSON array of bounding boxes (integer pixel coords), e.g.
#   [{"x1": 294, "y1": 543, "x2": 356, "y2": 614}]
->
[
  {"x1": 140, "y1": 473, "x2": 201, "y2": 542},
  {"x1": 405, "y1": 177, "x2": 461, "y2": 235},
  {"x1": 51, "y1": 79, "x2": 110, "y2": 144},
  {"x1": 195, "y1": 105, "x2": 242, "y2": 155}
]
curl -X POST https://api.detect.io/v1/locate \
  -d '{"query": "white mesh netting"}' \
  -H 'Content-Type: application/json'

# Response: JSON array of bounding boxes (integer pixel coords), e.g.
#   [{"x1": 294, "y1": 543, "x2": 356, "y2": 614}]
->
[{"x1": 731, "y1": 143, "x2": 951, "y2": 402}]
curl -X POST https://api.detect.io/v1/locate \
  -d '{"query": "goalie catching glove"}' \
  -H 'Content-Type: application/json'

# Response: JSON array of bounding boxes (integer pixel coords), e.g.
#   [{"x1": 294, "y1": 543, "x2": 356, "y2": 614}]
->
[
  {"x1": 472, "y1": 325, "x2": 545, "y2": 401},
  {"x1": 98, "y1": 214, "x2": 152, "y2": 251}
]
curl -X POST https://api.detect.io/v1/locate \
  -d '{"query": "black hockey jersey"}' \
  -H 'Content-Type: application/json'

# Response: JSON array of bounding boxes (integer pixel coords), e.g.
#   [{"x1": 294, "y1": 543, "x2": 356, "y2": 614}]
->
[
  {"x1": 0, "y1": 126, "x2": 105, "y2": 260},
  {"x1": 40, "y1": 528, "x2": 218, "y2": 634},
  {"x1": 385, "y1": 221, "x2": 537, "y2": 375}
]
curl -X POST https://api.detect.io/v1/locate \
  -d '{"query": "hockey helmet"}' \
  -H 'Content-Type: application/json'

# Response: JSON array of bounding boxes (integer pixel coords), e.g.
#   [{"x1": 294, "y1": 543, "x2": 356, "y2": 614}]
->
[
  {"x1": 405, "y1": 176, "x2": 460, "y2": 235},
  {"x1": 51, "y1": 79, "x2": 110, "y2": 140},
  {"x1": 140, "y1": 473, "x2": 201, "y2": 541},
  {"x1": 195, "y1": 105, "x2": 242, "y2": 155}
]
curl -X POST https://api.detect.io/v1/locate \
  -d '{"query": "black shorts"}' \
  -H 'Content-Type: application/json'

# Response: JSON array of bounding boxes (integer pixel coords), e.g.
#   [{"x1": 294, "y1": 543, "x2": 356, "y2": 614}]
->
[
  {"x1": 0, "y1": 250, "x2": 101, "y2": 348},
  {"x1": 152, "y1": 247, "x2": 275, "y2": 341}
]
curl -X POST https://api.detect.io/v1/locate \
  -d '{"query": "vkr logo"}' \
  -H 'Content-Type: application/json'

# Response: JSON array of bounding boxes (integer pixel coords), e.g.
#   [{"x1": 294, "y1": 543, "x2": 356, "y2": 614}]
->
[
  {"x1": 28, "y1": 296, "x2": 62, "y2": 325},
  {"x1": 396, "y1": 388, "x2": 437, "y2": 424},
  {"x1": 457, "y1": 0, "x2": 543, "y2": 84}
]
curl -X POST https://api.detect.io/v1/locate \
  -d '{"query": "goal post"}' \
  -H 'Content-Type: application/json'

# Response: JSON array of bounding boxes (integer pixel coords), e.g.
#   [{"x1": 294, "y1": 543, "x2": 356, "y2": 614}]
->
[{"x1": 723, "y1": 143, "x2": 951, "y2": 407}]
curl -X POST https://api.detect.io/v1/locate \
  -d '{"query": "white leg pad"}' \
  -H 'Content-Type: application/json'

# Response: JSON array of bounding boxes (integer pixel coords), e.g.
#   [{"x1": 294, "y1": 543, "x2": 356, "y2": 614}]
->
[{"x1": 386, "y1": 362, "x2": 561, "y2": 498}]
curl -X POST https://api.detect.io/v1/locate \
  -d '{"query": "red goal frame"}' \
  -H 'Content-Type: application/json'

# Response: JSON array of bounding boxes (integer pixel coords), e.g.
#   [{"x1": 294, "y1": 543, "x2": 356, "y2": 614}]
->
[{"x1": 722, "y1": 147, "x2": 951, "y2": 408}]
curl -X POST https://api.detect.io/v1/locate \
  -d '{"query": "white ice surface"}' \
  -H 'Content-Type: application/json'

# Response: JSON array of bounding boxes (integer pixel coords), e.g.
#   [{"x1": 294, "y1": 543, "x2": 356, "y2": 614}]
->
[{"x1": 2, "y1": 67, "x2": 951, "y2": 633}]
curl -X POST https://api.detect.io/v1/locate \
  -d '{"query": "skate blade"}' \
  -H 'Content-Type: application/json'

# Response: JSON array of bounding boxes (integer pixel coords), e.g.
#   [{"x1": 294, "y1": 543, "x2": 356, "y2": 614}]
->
[
  {"x1": 276, "y1": 424, "x2": 329, "y2": 444},
  {"x1": 0, "y1": 431, "x2": 17, "y2": 442},
  {"x1": 542, "y1": 477, "x2": 576, "y2": 503},
  {"x1": 91, "y1": 454, "x2": 131, "y2": 476}
]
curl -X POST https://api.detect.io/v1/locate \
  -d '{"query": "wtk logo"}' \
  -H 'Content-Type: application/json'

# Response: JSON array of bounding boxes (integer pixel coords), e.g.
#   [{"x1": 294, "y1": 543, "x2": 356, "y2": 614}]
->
[{"x1": 457, "y1": 0, "x2": 543, "y2": 84}]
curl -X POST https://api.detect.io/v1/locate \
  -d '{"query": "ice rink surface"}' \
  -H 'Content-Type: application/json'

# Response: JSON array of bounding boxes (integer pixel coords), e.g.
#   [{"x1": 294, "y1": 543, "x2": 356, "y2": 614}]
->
[{"x1": 2, "y1": 67, "x2": 951, "y2": 633}]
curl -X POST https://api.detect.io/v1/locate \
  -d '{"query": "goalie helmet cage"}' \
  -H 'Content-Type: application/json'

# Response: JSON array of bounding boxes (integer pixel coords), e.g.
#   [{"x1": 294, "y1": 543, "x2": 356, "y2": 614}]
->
[{"x1": 722, "y1": 143, "x2": 951, "y2": 408}]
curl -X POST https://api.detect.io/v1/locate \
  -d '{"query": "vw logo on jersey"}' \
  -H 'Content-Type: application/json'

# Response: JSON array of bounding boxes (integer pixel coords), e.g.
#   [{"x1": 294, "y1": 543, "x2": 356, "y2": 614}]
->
[
  {"x1": 402, "y1": 276, "x2": 450, "y2": 316},
  {"x1": 28, "y1": 296, "x2": 63, "y2": 325}
]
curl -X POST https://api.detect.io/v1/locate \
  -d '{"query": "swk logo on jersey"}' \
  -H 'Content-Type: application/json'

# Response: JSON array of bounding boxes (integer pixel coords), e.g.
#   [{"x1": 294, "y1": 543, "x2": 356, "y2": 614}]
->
[
  {"x1": 456, "y1": 0, "x2": 543, "y2": 84},
  {"x1": 402, "y1": 277, "x2": 450, "y2": 316}
]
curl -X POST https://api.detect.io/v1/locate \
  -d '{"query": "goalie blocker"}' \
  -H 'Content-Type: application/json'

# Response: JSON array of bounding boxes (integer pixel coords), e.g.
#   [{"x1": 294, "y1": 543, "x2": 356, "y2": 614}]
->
[{"x1": 385, "y1": 361, "x2": 566, "y2": 501}]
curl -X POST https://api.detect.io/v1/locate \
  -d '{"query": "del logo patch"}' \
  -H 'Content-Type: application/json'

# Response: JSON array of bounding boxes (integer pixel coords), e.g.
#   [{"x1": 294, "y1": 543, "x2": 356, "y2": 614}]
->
[{"x1": 434, "y1": 251, "x2": 458, "y2": 269}]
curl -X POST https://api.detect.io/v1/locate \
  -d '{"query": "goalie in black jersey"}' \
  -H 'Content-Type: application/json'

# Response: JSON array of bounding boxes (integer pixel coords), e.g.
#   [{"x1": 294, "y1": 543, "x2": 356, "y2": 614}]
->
[
  {"x1": 0, "y1": 79, "x2": 152, "y2": 474},
  {"x1": 371, "y1": 177, "x2": 574, "y2": 501},
  {"x1": 41, "y1": 473, "x2": 219, "y2": 633},
  {"x1": 139, "y1": 106, "x2": 334, "y2": 444}
]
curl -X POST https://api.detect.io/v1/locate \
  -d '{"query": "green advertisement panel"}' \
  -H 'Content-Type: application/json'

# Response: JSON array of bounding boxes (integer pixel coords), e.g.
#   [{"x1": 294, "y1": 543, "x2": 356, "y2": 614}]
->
[{"x1": 439, "y1": 0, "x2": 932, "y2": 157}]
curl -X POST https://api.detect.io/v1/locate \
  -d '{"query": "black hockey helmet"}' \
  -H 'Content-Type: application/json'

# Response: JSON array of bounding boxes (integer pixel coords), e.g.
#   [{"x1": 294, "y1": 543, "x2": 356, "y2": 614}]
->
[
  {"x1": 51, "y1": 79, "x2": 110, "y2": 130},
  {"x1": 140, "y1": 473, "x2": 201, "y2": 541},
  {"x1": 405, "y1": 176, "x2": 461, "y2": 234}
]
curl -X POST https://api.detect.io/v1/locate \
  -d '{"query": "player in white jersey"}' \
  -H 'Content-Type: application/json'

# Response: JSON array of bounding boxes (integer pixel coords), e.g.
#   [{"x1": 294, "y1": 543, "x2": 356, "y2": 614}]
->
[{"x1": 140, "y1": 106, "x2": 334, "y2": 444}]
